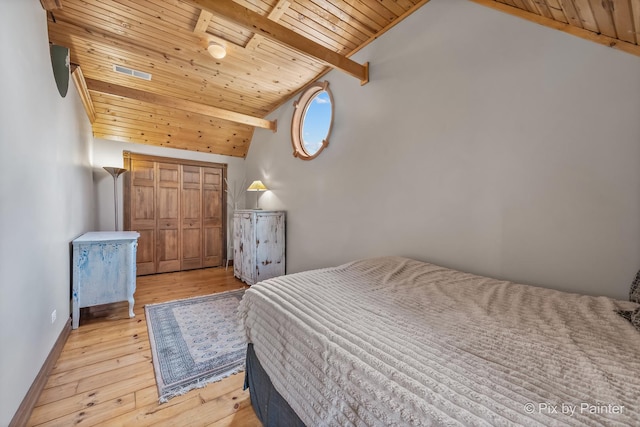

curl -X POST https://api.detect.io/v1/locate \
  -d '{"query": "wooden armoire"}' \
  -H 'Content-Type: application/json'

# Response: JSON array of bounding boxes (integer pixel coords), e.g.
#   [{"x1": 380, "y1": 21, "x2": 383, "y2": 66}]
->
[{"x1": 123, "y1": 152, "x2": 226, "y2": 275}]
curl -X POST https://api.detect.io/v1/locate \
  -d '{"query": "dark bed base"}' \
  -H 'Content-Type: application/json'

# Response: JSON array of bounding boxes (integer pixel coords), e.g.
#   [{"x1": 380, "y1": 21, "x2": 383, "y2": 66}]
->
[{"x1": 244, "y1": 343, "x2": 306, "y2": 427}]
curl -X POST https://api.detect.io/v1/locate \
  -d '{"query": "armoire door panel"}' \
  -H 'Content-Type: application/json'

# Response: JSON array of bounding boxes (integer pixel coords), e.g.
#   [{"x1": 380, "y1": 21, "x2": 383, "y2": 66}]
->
[
  {"x1": 157, "y1": 229, "x2": 180, "y2": 273},
  {"x1": 182, "y1": 228, "x2": 202, "y2": 270},
  {"x1": 130, "y1": 159, "x2": 156, "y2": 275},
  {"x1": 182, "y1": 166, "x2": 201, "y2": 185},
  {"x1": 133, "y1": 187, "x2": 155, "y2": 220},
  {"x1": 135, "y1": 228, "x2": 156, "y2": 276},
  {"x1": 131, "y1": 160, "x2": 154, "y2": 184},
  {"x1": 202, "y1": 167, "x2": 223, "y2": 267},
  {"x1": 204, "y1": 227, "x2": 222, "y2": 267},
  {"x1": 182, "y1": 188, "x2": 201, "y2": 219}
]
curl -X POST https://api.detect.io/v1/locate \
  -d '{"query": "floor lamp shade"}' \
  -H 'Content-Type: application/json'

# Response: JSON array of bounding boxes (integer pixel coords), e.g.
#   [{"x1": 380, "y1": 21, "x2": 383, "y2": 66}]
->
[{"x1": 104, "y1": 167, "x2": 127, "y2": 231}]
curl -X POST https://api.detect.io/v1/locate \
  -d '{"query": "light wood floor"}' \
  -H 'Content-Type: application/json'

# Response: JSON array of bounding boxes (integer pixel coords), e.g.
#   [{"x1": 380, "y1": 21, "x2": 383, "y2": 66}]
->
[{"x1": 27, "y1": 267, "x2": 262, "y2": 427}]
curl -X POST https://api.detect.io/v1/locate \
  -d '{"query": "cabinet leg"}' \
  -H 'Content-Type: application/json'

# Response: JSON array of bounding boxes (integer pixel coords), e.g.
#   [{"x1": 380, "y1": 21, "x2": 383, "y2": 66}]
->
[
  {"x1": 72, "y1": 298, "x2": 79, "y2": 329},
  {"x1": 128, "y1": 297, "x2": 135, "y2": 318}
]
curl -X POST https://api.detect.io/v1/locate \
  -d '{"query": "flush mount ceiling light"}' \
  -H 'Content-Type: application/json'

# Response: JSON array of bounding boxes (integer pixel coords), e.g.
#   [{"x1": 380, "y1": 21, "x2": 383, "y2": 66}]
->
[{"x1": 207, "y1": 41, "x2": 227, "y2": 59}]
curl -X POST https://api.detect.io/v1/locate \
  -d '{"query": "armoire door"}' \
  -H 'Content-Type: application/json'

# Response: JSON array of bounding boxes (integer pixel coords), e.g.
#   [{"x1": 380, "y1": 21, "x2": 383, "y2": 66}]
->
[
  {"x1": 156, "y1": 163, "x2": 180, "y2": 273},
  {"x1": 181, "y1": 165, "x2": 203, "y2": 270},
  {"x1": 128, "y1": 159, "x2": 156, "y2": 276},
  {"x1": 202, "y1": 167, "x2": 223, "y2": 267}
]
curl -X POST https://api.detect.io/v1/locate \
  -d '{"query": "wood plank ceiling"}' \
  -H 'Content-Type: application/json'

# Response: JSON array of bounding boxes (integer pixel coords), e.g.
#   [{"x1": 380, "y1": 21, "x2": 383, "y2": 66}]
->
[{"x1": 44, "y1": 1, "x2": 640, "y2": 158}]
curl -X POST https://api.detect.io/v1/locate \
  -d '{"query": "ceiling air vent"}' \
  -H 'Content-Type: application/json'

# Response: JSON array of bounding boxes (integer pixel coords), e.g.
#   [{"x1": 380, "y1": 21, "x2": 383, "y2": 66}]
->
[{"x1": 113, "y1": 64, "x2": 152, "y2": 81}]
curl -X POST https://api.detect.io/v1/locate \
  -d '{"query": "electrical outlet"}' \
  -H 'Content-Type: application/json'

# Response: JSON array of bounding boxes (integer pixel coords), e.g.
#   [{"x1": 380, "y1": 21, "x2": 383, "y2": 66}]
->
[{"x1": 51, "y1": 309, "x2": 57, "y2": 324}]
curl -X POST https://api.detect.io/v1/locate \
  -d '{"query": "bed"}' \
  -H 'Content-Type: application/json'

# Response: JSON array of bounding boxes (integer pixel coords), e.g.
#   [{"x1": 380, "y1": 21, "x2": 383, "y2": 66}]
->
[{"x1": 238, "y1": 256, "x2": 640, "y2": 426}]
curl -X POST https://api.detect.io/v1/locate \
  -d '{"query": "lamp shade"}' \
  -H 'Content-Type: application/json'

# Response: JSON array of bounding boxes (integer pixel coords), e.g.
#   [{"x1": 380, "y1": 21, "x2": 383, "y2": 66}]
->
[
  {"x1": 207, "y1": 42, "x2": 227, "y2": 59},
  {"x1": 247, "y1": 180, "x2": 267, "y2": 192}
]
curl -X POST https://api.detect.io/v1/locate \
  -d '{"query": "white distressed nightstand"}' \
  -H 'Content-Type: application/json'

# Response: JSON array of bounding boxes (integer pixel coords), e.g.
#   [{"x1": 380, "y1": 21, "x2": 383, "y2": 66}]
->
[
  {"x1": 233, "y1": 210, "x2": 285, "y2": 285},
  {"x1": 71, "y1": 231, "x2": 140, "y2": 329}
]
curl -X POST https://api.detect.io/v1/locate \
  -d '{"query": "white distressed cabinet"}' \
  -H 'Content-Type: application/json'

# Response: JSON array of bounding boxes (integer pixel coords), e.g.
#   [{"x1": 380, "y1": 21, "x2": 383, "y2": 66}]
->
[
  {"x1": 233, "y1": 210, "x2": 285, "y2": 285},
  {"x1": 72, "y1": 231, "x2": 139, "y2": 329}
]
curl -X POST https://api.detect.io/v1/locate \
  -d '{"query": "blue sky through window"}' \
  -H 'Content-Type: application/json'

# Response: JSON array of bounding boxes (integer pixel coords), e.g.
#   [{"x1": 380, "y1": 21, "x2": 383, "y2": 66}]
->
[{"x1": 302, "y1": 91, "x2": 332, "y2": 155}]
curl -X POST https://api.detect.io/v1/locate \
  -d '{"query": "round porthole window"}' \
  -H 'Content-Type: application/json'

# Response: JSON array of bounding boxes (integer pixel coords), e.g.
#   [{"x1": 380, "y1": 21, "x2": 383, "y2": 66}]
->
[{"x1": 291, "y1": 81, "x2": 334, "y2": 160}]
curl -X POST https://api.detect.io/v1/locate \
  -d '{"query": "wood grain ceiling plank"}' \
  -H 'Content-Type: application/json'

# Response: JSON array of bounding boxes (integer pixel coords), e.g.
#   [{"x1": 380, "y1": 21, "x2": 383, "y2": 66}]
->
[
  {"x1": 91, "y1": 119, "x2": 251, "y2": 146},
  {"x1": 86, "y1": 78, "x2": 277, "y2": 130},
  {"x1": 511, "y1": 0, "x2": 531, "y2": 12},
  {"x1": 186, "y1": 0, "x2": 369, "y2": 84},
  {"x1": 92, "y1": 126, "x2": 242, "y2": 148},
  {"x1": 51, "y1": 5, "x2": 206, "y2": 57},
  {"x1": 92, "y1": 107, "x2": 254, "y2": 137},
  {"x1": 280, "y1": 8, "x2": 358, "y2": 53},
  {"x1": 92, "y1": 119, "x2": 247, "y2": 145},
  {"x1": 300, "y1": 0, "x2": 371, "y2": 42},
  {"x1": 588, "y1": 0, "x2": 617, "y2": 37},
  {"x1": 610, "y1": 0, "x2": 636, "y2": 43},
  {"x1": 93, "y1": 104, "x2": 253, "y2": 136},
  {"x1": 308, "y1": 0, "x2": 377, "y2": 37},
  {"x1": 520, "y1": 0, "x2": 543, "y2": 15},
  {"x1": 102, "y1": 0, "x2": 197, "y2": 31},
  {"x1": 90, "y1": 92, "x2": 258, "y2": 129},
  {"x1": 531, "y1": 0, "x2": 554, "y2": 17},
  {"x1": 93, "y1": 130, "x2": 248, "y2": 157},
  {"x1": 373, "y1": 0, "x2": 410, "y2": 16},
  {"x1": 557, "y1": 0, "x2": 584, "y2": 27},
  {"x1": 331, "y1": 0, "x2": 387, "y2": 28},
  {"x1": 544, "y1": 0, "x2": 569, "y2": 22},
  {"x1": 286, "y1": 2, "x2": 363, "y2": 50},
  {"x1": 61, "y1": 0, "x2": 231, "y2": 63},
  {"x1": 342, "y1": 0, "x2": 398, "y2": 25},
  {"x1": 573, "y1": 0, "x2": 599, "y2": 32}
]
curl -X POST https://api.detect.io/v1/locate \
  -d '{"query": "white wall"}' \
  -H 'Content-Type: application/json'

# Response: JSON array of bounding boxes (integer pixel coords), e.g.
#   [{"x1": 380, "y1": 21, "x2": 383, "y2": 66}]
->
[
  {"x1": 92, "y1": 139, "x2": 247, "y2": 254},
  {"x1": 245, "y1": 0, "x2": 640, "y2": 300},
  {"x1": 0, "y1": 1, "x2": 95, "y2": 424}
]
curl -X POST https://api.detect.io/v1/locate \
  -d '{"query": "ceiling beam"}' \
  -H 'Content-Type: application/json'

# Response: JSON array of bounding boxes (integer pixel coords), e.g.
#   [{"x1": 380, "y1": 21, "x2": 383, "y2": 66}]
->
[
  {"x1": 185, "y1": 0, "x2": 369, "y2": 85},
  {"x1": 194, "y1": 9, "x2": 213, "y2": 33},
  {"x1": 70, "y1": 65, "x2": 96, "y2": 123},
  {"x1": 85, "y1": 78, "x2": 277, "y2": 132}
]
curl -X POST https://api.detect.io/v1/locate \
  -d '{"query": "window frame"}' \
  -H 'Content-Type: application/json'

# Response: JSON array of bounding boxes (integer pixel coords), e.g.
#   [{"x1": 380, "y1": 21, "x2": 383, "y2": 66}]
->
[{"x1": 290, "y1": 81, "x2": 334, "y2": 161}]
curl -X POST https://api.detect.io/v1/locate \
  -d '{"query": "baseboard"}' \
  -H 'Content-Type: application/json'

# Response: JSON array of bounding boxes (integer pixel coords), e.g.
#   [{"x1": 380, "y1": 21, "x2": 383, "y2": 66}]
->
[{"x1": 9, "y1": 317, "x2": 72, "y2": 427}]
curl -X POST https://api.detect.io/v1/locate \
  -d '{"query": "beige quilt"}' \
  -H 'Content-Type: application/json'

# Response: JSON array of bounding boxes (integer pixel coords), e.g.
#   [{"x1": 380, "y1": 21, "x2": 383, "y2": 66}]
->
[{"x1": 238, "y1": 256, "x2": 640, "y2": 426}]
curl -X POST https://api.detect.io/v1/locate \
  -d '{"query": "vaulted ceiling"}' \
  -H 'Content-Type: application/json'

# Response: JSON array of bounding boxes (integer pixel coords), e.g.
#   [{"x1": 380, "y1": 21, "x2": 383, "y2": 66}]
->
[{"x1": 43, "y1": 0, "x2": 640, "y2": 158}]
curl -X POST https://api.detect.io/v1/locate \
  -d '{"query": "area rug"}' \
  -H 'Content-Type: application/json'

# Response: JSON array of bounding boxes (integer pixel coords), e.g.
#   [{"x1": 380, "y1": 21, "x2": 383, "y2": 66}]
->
[{"x1": 145, "y1": 289, "x2": 247, "y2": 403}]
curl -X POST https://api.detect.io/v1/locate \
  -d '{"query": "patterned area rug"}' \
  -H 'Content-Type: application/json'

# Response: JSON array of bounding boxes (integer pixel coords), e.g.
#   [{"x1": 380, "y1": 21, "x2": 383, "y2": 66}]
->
[{"x1": 145, "y1": 289, "x2": 247, "y2": 403}]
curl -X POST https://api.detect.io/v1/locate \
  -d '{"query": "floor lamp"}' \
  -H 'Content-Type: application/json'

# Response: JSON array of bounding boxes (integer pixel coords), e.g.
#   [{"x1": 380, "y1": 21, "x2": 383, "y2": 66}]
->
[{"x1": 104, "y1": 167, "x2": 127, "y2": 231}]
